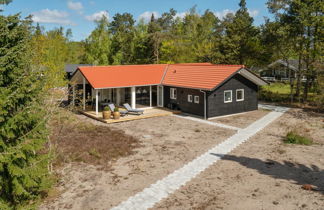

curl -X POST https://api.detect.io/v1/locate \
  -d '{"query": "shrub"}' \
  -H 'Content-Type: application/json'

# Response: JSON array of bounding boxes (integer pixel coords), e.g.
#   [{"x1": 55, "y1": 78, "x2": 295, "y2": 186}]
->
[
  {"x1": 284, "y1": 131, "x2": 313, "y2": 145},
  {"x1": 103, "y1": 106, "x2": 110, "y2": 111},
  {"x1": 88, "y1": 148, "x2": 101, "y2": 159},
  {"x1": 114, "y1": 107, "x2": 119, "y2": 112}
]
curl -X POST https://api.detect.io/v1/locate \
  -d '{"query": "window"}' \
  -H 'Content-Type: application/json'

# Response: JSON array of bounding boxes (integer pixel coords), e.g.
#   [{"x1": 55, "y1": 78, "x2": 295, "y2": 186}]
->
[
  {"x1": 188, "y1": 95, "x2": 193, "y2": 102},
  {"x1": 170, "y1": 88, "x2": 177, "y2": 99},
  {"x1": 236, "y1": 89, "x2": 244, "y2": 101},
  {"x1": 224, "y1": 90, "x2": 232, "y2": 103},
  {"x1": 194, "y1": 96, "x2": 199, "y2": 104}
]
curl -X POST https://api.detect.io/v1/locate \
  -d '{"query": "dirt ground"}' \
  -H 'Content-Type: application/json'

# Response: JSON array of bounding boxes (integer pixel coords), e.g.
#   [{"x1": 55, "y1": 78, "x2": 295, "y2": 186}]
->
[
  {"x1": 41, "y1": 115, "x2": 234, "y2": 210},
  {"x1": 210, "y1": 109, "x2": 270, "y2": 128},
  {"x1": 155, "y1": 109, "x2": 324, "y2": 210},
  {"x1": 41, "y1": 108, "x2": 324, "y2": 210},
  {"x1": 49, "y1": 110, "x2": 140, "y2": 167}
]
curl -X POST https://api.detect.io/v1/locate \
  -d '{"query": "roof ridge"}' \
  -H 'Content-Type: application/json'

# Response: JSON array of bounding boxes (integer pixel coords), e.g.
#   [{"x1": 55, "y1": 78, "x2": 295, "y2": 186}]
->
[
  {"x1": 79, "y1": 64, "x2": 168, "y2": 68},
  {"x1": 160, "y1": 64, "x2": 170, "y2": 84}
]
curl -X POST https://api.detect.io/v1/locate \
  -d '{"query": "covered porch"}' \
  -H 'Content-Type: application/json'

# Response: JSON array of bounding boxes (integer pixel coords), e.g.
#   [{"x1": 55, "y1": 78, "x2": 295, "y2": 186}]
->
[{"x1": 70, "y1": 70, "x2": 165, "y2": 116}]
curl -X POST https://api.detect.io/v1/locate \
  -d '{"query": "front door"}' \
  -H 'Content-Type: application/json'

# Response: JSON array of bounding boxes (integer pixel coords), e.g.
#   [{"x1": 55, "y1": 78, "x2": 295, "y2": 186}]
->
[{"x1": 157, "y1": 85, "x2": 164, "y2": 107}]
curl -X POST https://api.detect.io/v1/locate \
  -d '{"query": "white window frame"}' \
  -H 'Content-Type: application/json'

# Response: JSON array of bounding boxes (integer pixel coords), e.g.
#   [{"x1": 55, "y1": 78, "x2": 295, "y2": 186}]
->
[
  {"x1": 224, "y1": 90, "x2": 232, "y2": 103},
  {"x1": 194, "y1": 96, "x2": 199, "y2": 104},
  {"x1": 236, "y1": 89, "x2": 244, "y2": 102},
  {"x1": 170, "y1": 88, "x2": 177, "y2": 99},
  {"x1": 188, "y1": 94, "x2": 193, "y2": 102}
]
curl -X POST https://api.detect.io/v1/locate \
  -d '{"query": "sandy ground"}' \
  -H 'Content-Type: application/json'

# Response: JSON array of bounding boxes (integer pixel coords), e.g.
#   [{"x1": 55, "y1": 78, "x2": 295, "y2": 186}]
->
[
  {"x1": 154, "y1": 109, "x2": 324, "y2": 210},
  {"x1": 41, "y1": 115, "x2": 234, "y2": 210},
  {"x1": 210, "y1": 109, "x2": 271, "y2": 128}
]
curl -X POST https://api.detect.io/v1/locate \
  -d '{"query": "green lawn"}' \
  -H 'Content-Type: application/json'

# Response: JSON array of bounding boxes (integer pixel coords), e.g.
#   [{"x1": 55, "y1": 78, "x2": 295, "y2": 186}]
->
[
  {"x1": 259, "y1": 82, "x2": 318, "y2": 104},
  {"x1": 262, "y1": 83, "x2": 291, "y2": 95}
]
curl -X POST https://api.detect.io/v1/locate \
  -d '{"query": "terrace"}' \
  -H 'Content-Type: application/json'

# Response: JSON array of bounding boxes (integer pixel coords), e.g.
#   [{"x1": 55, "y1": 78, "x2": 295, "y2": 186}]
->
[{"x1": 80, "y1": 107, "x2": 181, "y2": 124}]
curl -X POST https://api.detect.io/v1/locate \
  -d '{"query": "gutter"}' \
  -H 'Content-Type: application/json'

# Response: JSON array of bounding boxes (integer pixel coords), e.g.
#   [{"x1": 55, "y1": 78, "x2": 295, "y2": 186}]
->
[{"x1": 200, "y1": 90, "x2": 207, "y2": 120}]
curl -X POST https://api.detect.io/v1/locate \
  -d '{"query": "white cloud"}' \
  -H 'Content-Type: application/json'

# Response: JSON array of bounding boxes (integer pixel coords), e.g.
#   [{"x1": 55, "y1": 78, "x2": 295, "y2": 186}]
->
[
  {"x1": 175, "y1": 12, "x2": 187, "y2": 19},
  {"x1": 85, "y1": 10, "x2": 109, "y2": 21},
  {"x1": 214, "y1": 8, "x2": 259, "y2": 19},
  {"x1": 32, "y1": 9, "x2": 74, "y2": 25},
  {"x1": 214, "y1": 9, "x2": 234, "y2": 19},
  {"x1": 138, "y1": 11, "x2": 159, "y2": 22},
  {"x1": 138, "y1": 11, "x2": 188, "y2": 22},
  {"x1": 67, "y1": 1, "x2": 83, "y2": 11},
  {"x1": 248, "y1": 9, "x2": 259, "y2": 17}
]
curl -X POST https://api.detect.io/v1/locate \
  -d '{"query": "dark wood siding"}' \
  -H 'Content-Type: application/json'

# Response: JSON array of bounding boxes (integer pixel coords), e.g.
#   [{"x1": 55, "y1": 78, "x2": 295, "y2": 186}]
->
[
  {"x1": 207, "y1": 74, "x2": 258, "y2": 118},
  {"x1": 164, "y1": 86, "x2": 204, "y2": 116}
]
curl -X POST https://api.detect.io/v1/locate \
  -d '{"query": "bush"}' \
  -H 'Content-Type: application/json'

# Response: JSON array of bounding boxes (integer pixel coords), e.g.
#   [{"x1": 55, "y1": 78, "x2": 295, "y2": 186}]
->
[
  {"x1": 114, "y1": 107, "x2": 119, "y2": 112},
  {"x1": 103, "y1": 106, "x2": 110, "y2": 111},
  {"x1": 284, "y1": 131, "x2": 313, "y2": 145}
]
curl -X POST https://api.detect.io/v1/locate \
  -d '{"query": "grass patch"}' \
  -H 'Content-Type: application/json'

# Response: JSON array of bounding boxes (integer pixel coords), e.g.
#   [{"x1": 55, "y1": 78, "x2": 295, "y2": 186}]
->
[
  {"x1": 259, "y1": 82, "x2": 318, "y2": 105},
  {"x1": 263, "y1": 82, "x2": 291, "y2": 95},
  {"x1": 284, "y1": 131, "x2": 313, "y2": 145}
]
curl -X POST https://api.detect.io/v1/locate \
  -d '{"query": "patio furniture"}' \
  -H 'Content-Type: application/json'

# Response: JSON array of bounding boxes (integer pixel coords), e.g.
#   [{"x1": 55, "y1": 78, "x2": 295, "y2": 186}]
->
[
  {"x1": 108, "y1": 103, "x2": 128, "y2": 116},
  {"x1": 123, "y1": 103, "x2": 144, "y2": 115}
]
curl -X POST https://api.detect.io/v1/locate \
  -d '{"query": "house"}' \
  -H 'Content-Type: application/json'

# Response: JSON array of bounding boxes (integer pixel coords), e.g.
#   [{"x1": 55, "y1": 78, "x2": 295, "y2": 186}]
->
[
  {"x1": 259, "y1": 59, "x2": 306, "y2": 82},
  {"x1": 65, "y1": 64, "x2": 92, "y2": 80},
  {"x1": 70, "y1": 63, "x2": 267, "y2": 119}
]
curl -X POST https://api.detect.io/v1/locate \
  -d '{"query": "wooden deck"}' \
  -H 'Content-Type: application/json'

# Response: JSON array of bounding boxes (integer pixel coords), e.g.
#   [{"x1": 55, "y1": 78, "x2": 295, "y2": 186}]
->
[{"x1": 80, "y1": 107, "x2": 181, "y2": 124}]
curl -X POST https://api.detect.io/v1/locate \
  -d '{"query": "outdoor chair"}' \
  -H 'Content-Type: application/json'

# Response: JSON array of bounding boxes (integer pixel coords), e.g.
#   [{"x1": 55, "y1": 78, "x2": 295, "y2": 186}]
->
[
  {"x1": 123, "y1": 103, "x2": 144, "y2": 115},
  {"x1": 108, "y1": 103, "x2": 128, "y2": 116}
]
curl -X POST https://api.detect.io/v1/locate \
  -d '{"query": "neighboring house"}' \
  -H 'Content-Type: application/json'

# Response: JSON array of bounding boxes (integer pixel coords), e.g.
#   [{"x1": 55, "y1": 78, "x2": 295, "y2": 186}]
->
[
  {"x1": 70, "y1": 63, "x2": 267, "y2": 119},
  {"x1": 259, "y1": 59, "x2": 306, "y2": 82},
  {"x1": 65, "y1": 64, "x2": 92, "y2": 80}
]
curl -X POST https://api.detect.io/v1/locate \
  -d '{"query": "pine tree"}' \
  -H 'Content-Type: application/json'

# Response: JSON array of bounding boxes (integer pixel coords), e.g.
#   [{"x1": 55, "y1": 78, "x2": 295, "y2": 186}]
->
[
  {"x1": 0, "y1": 14, "x2": 52, "y2": 208},
  {"x1": 267, "y1": 0, "x2": 324, "y2": 102},
  {"x1": 110, "y1": 13, "x2": 136, "y2": 64},
  {"x1": 219, "y1": 0, "x2": 261, "y2": 66}
]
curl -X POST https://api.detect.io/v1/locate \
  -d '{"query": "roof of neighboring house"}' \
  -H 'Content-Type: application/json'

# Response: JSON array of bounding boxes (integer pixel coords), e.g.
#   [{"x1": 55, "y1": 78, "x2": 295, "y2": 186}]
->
[
  {"x1": 259, "y1": 59, "x2": 302, "y2": 72},
  {"x1": 163, "y1": 64, "x2": 245, "y2": 90},
  {"x1": 65, "y1": 64, "x2": 92, "y2": 74},
  {"x1": 268, "y1": 59, "x2": 299, "y2": 70},
  {"x1": 71, "y1": 63, "x2": 267, "y2": 90}
]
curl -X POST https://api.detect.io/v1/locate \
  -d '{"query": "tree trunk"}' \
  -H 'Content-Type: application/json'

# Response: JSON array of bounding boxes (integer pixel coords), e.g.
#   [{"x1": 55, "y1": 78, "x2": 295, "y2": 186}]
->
[
  {"x1": 303, "y1": 75, "x2": 309, "y2": 102},
  {"x1": 295, "y1": 53, "x2": 302, "y2": 102},
  {"x1": 303, "y1": 26, "x2": 312, "y2": 102},
  {"x1": 285, "y1": 58, "x2": 294, "y2": 103}
]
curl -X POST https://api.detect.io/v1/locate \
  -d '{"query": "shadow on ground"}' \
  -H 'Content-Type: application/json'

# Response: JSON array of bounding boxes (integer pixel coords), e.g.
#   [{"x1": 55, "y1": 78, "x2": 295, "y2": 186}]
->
[{"x1": 211, "y1": 153, "x2": 324, "y2": 194}]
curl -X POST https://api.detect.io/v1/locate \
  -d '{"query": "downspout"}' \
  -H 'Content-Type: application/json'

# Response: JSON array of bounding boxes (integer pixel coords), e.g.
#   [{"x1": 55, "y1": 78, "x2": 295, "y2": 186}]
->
[{"x1": 200, "y1": 90, "x2": 207, "y2": 120}]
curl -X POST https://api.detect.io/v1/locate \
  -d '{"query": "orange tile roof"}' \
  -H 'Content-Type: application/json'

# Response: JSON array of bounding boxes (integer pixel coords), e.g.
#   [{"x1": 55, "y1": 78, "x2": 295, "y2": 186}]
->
[
  {"x1": 78, "y1": 64, "x2": 168, "y2": 89},
  {"x1": 162, "y1": 64, "x2": 244, "y2": 90},
  {"x1": 76, "y1": 63, "x2": 244, "y2": 90}
]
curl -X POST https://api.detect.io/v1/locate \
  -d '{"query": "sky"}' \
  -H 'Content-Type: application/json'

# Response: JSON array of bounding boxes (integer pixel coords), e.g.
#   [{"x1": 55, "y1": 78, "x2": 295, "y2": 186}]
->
[{"x1": 2, "y1": 0, "x2": 272, "y2": 41}]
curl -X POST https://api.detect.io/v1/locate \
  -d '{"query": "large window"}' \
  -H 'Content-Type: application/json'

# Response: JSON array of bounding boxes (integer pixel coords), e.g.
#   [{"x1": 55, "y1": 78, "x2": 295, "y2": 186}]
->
[
  {"x1": 224, "y1": 90, "x2": 232, "y2": 103},
  {"x1": 170, "y1": 88, "x2": 177, "y2": 99},
  {"x1": 188, "y1": 95, "x2": 193, "y2": 102},
  {"x1": 236, "y1": 89, "x2": 244, "y2": 101}
]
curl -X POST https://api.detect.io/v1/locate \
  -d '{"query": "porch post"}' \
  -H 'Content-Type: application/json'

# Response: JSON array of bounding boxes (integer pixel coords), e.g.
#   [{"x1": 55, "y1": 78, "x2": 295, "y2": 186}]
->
[
  {"x1": 116, "y1": 88, "x2": 121, "y2": 106},
  {"x1": 131, "y1": 86, "x2": 136, "y2": 109},
  {"x1": 83, "y1": 77, "x2": 86, "y2": 110},
  {"x1": 95, "y1": 89, "x2": 98, "y2": 115},
  {"x1": 72, "y1": 85, "x2": 75, "y2": 106},
  {"x1": 149, "y1": 86, "x2": 152, "y2": 107}
]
